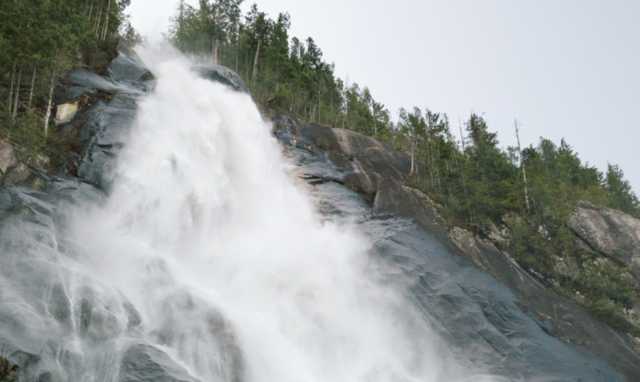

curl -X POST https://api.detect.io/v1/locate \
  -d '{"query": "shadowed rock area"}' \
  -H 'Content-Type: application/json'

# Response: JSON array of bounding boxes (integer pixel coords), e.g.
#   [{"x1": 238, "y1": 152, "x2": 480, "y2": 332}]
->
[{"x1": 192, "y1": 65, "x2": 251, "y2": 94}]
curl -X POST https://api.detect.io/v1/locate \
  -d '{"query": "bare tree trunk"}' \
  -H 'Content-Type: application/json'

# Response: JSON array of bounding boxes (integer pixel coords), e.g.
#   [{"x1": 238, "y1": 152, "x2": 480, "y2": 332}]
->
[
  {"x1": 101, "y1": 0, "x2": 111, "y2": 41},
  {"x1": 212, "y1": 39, "x2": 219, "y2": 65},
  {"x1": 7, "y1": 60, "x2": 16, "y2": 112},
  {"x1": 88, "y1": 0, "x2": 94, "y2": 19},
  {"x1": 94, "y1": 1, "x2": 103, "y2": 37},
  {"x1": 514, "y1": 119, "x2": 531, "y2": 213},
  {"x1": 458, "y1": 119, "x2": 466, "y2": 152},
  {"x1": 12, "y1": 66, "x2": 23, "y2": 119},
  {"x1": 252, "y1": 39, "x2": 261, "y2": 80},
  {"x1": 318, "y1": 91, "x2": 321, "y2": 123},
  {"x1": 372, "y1": 100, "x2": 377, "y2": 138},
  {"x1": 44, "y1": 75, "x2": 55, "y2": 136},
  {"x1": 410, "y1": 140, "x2": 415, "y2": 174},
  {"x1": 28, "y1": 65, "x2": 37, "y2": 113}
]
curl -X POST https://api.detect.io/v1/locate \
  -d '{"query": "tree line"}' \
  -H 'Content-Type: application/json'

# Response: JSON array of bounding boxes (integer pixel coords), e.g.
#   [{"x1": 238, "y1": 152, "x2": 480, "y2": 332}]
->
[{"x1": 166, "y1": 0, "x2": 392, "y2": 137}]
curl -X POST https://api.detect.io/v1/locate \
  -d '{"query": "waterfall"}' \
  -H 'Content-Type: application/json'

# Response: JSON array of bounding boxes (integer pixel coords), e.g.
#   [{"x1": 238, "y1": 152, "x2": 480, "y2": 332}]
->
[{"x1": 58, "y1": 55, "x2": 492, "y2": 382}]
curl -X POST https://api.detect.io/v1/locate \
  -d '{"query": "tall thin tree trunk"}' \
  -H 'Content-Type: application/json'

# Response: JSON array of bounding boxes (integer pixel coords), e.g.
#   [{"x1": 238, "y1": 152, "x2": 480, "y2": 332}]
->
[
  {"x1": 318, "y1": 91, "x2": 321, "y2": 123},
  {"x1": 28, "y1": 65, "x2": 37, "y2": 113},
  {"x1": 101, "y1": 0, "x2": 111, "y2": 41},
  {"x1": 212, "y1": 39, "x2": 219, "y2": 65},
  {"x1": 458, "y1": 119, "x2": 466, "y2": 152},
  {"x1": 44, "y1": 75, "x2": 55, "y2": 136},
  {"x1": 7, "y1": 60, "x2": 16, "y2": 112},
  {"x1": 410, "y1": 140, "x2": 415, "y2": 174},
  {"x1": 94, "y1": 2, "x2": 103, "y2": 37},
  {"x1": 252, "y1": 39, "x2": 261, "y2": 80},
  {"x1": 88, "y1": 0, "x2": 94, "y2": 20},
  {"x1": 515, "y1": 119, "x2": 531, "y2": 213},
  {"x1": 12, "y1": 66, "x2": 23, "y2": 119},
  {"x1": 372, "y1": 100, "x2": 377, "y2": 138}
]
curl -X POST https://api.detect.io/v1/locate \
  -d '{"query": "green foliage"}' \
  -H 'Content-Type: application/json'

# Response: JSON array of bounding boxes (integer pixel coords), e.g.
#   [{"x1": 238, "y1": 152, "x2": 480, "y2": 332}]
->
[
  {"x1": 0, "y1": 0, "x2": 132, "y2": 158},
  {"x1": 605, "y1": 164, "x2": 640, "y2": 218}
]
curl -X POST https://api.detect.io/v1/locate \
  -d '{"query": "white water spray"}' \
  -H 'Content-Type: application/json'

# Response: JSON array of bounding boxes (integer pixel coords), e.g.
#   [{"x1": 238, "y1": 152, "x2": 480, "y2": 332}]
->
[{"x1": 69, "y1": 55, "x2": 494, "y2": 382}]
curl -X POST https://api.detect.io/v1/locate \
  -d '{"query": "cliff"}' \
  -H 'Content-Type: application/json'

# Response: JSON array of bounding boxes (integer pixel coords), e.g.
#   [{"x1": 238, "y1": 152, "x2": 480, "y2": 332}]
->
[{"x1": 263, "y1": 109, "x2": 640, "y2": 381}]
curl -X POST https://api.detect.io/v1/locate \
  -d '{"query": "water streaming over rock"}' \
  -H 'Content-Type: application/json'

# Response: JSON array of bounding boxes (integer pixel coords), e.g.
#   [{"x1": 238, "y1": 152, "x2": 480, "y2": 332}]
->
[
  {"x1": 53, "y1": 56, "x2": 491, "y2": 382},
  {"x1": 0, "y1": 53, "x2": 628, "y2": 382}
]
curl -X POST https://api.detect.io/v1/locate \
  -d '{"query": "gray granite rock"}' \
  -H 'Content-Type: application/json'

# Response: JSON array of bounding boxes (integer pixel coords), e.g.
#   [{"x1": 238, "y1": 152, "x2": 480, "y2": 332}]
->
[
  {"x1": 119, "y1": 343, "x2": 201, "y2": 382},
  {"x1": 0, "y1": 140, "x2": 18, "y2": 176},
  {"x1": 192, "y1": 65, "x2": 250, "y2": 94},
  {"x1": 270, "y1": 110, "x2": 640, "y2": 381},
  {"x1": 568, "y1": 200, "x2": 640, "y2": 269}
]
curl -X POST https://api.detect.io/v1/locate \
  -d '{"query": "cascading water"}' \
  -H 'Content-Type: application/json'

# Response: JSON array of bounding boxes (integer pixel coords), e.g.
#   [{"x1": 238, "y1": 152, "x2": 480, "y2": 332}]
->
[
  {"x1": 0, "y1": 51, "x2": 628, "y2": 382},
  {"x1": 54, "y1": 55, "x2": 497, "y2": 382}
]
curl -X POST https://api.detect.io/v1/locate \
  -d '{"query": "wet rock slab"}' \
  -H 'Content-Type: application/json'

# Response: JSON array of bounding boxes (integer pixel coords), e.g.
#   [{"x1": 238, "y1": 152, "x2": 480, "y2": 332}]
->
[
  {"x1": 120, "y1": 343, "x2": 201, "y2": 382},
  {"x1": 271, "y1": 111, "x2": 640, "y2": 382}
]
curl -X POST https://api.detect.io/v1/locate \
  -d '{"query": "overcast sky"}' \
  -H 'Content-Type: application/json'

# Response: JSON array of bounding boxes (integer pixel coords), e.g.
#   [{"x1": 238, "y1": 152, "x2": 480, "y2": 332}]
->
[{"x1": 128, "y1": 0, "x2": 640, "y2": 193}]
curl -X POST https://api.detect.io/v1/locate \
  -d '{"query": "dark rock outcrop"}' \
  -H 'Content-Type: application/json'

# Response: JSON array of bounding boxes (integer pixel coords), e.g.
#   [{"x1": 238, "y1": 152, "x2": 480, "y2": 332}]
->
[
  {"x1": 568, "y1": 200, "x2": 640, "y2": 270},
  {"x1": 268, "y1": 110, "x2": 640, "y2": 381},
  {"x1": 68, "y1": 53, "x2": 154, "y2": 191},
  {"x1": 192, "y1": 65, "x2": 251, "y2": 94}
]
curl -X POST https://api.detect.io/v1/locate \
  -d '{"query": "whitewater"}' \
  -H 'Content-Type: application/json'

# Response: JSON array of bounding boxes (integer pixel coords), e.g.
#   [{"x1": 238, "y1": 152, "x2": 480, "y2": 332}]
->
[{"x1": 51, "y1": 55, "x2": 496, "y2": 382}]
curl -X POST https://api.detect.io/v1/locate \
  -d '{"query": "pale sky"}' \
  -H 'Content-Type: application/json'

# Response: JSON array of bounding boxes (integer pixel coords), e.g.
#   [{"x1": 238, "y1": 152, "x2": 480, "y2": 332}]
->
[{"x1": 128, "y1": 0, "x2": 640, "y2": 194}]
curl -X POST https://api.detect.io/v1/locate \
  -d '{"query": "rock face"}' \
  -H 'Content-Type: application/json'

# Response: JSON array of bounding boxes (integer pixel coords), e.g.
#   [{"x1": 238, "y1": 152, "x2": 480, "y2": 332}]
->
[
  {"x1": 119, "y1": 344, "x2": 201, "y2": 382},
  {"x1": 569, "y1": 200, "x2": 640, "y2": 269},
  {"x1": 269, "y1": 110, "x2": 640, "y2": 381},
  {"x1": 65, "y1": 53, "x2": 155, "y2": 191},
  {"x1": 192, "y1": 65, "x2": 251, "y2": 94},
  {"x1": 0, "y1": 140, "x2": 18, "y2": 175}
]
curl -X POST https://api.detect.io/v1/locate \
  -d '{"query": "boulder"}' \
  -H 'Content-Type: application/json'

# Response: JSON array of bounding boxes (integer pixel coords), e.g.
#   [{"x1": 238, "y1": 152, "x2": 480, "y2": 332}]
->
[
  {"x1": 568, "y1": 200, "x2": 640, "y2": 269},
  {"x1": 193, "y1": 65, "x2": 250, "y2": 94},
  {"x1": 55, "y1": 102, "x2": 79, "y2": 125},
  {"x1": 119, "y1": 343, "x2": 201, "y2": 382},
  {"x1": 0, "y1": 141, "x2": 19, "y2": 175},
  {"x1": 108, "y1": 53, "x2": 155, "y2": 83}
]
